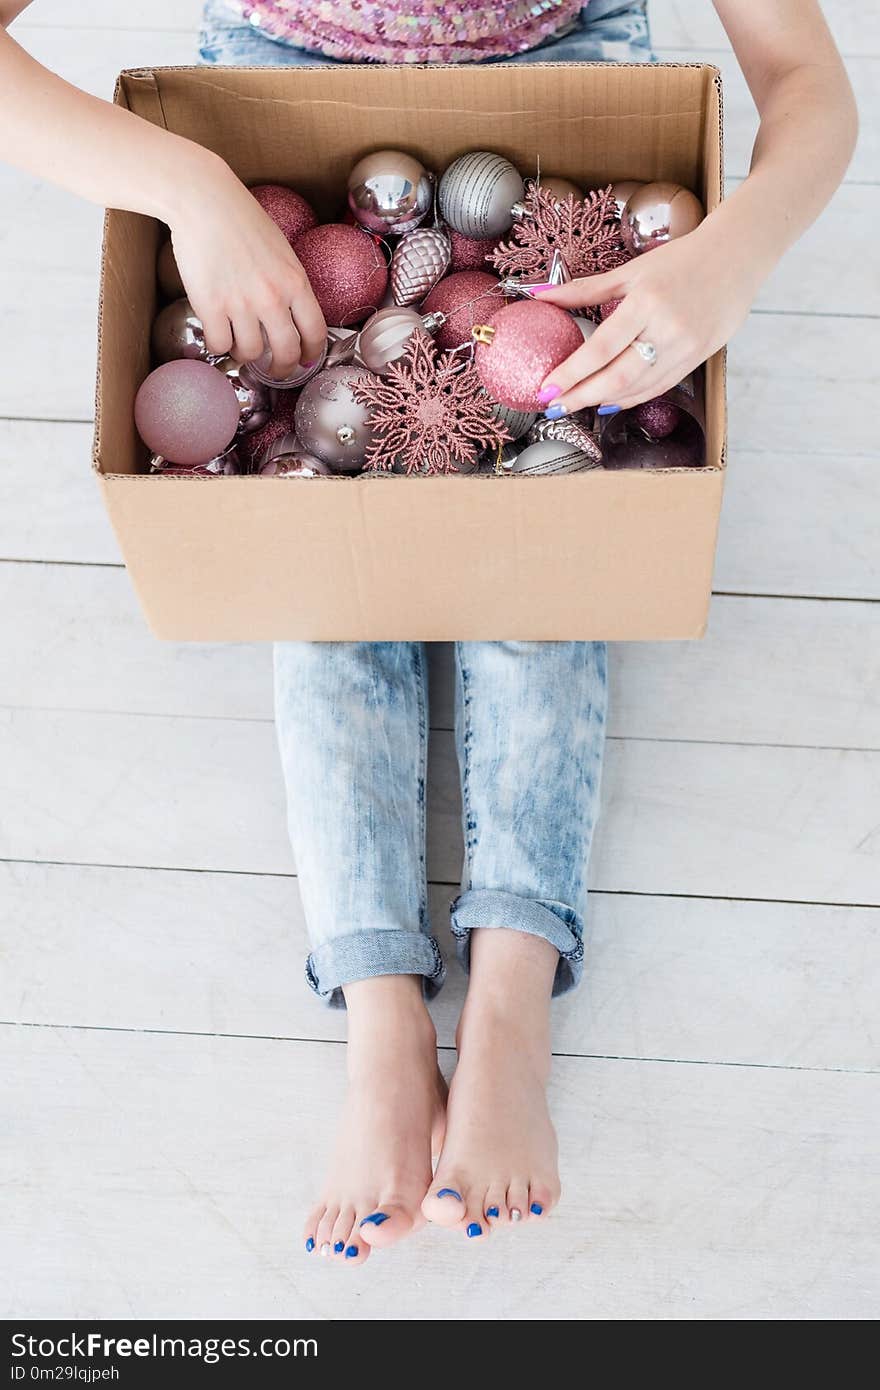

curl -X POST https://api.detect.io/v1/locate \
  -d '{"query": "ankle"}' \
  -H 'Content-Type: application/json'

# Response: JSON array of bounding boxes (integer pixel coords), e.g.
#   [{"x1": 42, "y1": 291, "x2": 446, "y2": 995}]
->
[{"x1": 343, "y1": 974, "x2": 437, "y2": 1050}]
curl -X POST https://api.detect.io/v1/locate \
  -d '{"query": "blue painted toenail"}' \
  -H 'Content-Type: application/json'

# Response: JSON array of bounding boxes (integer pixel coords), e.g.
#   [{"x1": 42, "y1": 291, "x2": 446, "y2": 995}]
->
[
  {"x1": 437, "y1": 1188, "x2": 462, "y2": 1200},
  {"x1": 305, "y1": 1237, "x2": 315, "y2": 1252},
  {"x1": 345, "y1": 1245, "x2": 359, "y2": 1259},
  {"x1": 530, "y1": 1202, "x2": 544, "y2": 1216},
  {"x1": 486, "y1": 1206, "x2": 500, "y2": 1218},
  {"x1": 360, "y1": 1212, "x2": 389, "y2": 1227},
  {"x1": 466, "y1": 1222, "x2": 483, "y2": 1238},
  {"x1": 334, "y1": 1241, "x2": 344, "y2": 1253}
]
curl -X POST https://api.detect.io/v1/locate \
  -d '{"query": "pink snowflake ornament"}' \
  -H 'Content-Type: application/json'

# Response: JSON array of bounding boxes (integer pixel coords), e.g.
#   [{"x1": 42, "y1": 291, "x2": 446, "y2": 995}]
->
[{"x1": 490, "y1": 182, "x2": 630, "y2": 282}]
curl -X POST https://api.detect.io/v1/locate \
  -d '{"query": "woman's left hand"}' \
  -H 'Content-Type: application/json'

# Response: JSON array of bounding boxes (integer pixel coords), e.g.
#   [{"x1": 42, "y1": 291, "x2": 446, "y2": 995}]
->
[{"x1": 534, "y1": 221, "x2": 766, "y2": 413}]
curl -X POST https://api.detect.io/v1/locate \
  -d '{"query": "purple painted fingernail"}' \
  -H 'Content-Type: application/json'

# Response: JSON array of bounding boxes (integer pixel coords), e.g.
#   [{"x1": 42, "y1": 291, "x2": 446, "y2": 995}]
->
[
  {"x1": 597, "y1": 404, "x2": 622, "y2": 416},
  {"x1": 544, "y1": 403, "x2": 567, "y2": 421},
  {"x1": 537, "y1": 383, "x2": 562, "y2": 405}
]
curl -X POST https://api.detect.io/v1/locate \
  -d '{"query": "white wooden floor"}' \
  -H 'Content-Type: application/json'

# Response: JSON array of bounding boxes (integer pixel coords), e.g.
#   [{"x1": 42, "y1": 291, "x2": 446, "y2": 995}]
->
[{"x1": 1, "y1": 0, "x2": 878, "y2": 1321}]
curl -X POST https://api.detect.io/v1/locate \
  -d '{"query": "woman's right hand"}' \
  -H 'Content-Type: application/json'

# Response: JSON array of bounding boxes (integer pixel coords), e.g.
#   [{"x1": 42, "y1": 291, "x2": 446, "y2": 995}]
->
[{"x1": 169, "y1": 151, "x2": 327, "y2": 376}]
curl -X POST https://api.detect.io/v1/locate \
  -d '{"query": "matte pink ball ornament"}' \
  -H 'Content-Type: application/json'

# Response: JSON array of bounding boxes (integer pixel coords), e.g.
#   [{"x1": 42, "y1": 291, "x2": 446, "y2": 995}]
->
[
  {"x1": 250, "y1": 183, "x2": 318, "y2": 244},
  {"x1": 294, "y1": 223, "x2": 389, "y2": 328},
  {"x1": 421, "y1": 270, "x2": 505, "y2": 352},
  {"x1": 473, "y1": 300, "x2": 585, "y2": 412},
  {"x1": 134, "y1": 359, "x2": 241, "y2": 466},
  {"x1": 620, "y1": 182, "x2": 704, "y2": 255}
]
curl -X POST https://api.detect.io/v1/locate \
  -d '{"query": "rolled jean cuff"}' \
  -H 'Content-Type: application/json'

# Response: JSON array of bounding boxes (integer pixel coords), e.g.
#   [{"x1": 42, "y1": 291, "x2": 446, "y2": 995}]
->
[
  {"x1": 305, "y1": 928, "x2": 447, "y2": 1008},
  {"x1": 450, "y1": 890, "x2": 584, "y2": 996}
]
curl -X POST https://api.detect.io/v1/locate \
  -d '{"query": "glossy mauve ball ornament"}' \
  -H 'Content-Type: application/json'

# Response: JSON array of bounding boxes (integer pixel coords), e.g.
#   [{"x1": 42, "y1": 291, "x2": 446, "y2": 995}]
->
[
  {"x1": 157, "y1": 239, "x2": 185, "y2": 299},
  {"x1": 421, "y1": 270, "x2": 503, "y2": 351},
  {"x1": 473, "y1": 300, "x2": 584, "y2": 412},
  {"x1": 259, "y1": 432, "x2": 332, "y2": 477},
  {"x1": 294, "y1": 224, "x2": 389, "y2": 327},
  {"x1": 212, "y1": 356, "x2": 272, "y2": 434},
  {"x1": 250, "y1": 183, "x2": 318, "y2": 243},
  {"x1": 294, "y1": 364, "x2": 379, "y2": 472},
  {"x1": 635, "y1": 398, "x2": 682, "y2": 439},
  {"x1": 621, "y1": 182, "x2": 704, "y2": 255},
  {"x1": 135, "y1": 360, "x2": 241, "y2": 466},
  {"x1": 448, "y1": 228, "x2": 498, "y2": 272},
  {"x1": 390, "y1": 227, "x2": 451, "y2": 306},
  {"x1": 347, "y1": 150, "x2": 433, "y2": 235},
  {"x1": 610, "y1": 179, "x2": 644, "y2": 217},
  {"x1": 439, "y1": 151, "x2": 525, "y2": 240},
  {"x1": 535, "y1": 175, "x2": 583, "y2": 204},
  {"x1": 357, "y1": 307, "x2": 440, "y2": 375},
  {"x1": 151, "y1": 297, "x2": 209, "y2": 364},
  {"x1": 247, "y1": 330, "x2": 328, "y2": 389}
]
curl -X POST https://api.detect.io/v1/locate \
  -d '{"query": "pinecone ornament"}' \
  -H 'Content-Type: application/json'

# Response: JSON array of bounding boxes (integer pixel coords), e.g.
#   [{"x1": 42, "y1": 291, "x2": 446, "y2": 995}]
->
[
  {"x1": 528, "y1": 413, "x2": 603, "y2": 465},
  {"x1": 390, "y1": 227, "x2": 452, "y2": 306}
]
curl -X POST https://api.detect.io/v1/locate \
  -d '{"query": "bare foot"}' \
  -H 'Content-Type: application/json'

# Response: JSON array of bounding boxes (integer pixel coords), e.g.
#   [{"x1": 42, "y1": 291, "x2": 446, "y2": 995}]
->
[
  {"x1": 303, "y1": 975, "x2": 446, "y2": 1267},
  {"x1": 422, "y1": 929, "x2": 560, "y2": 1239}
]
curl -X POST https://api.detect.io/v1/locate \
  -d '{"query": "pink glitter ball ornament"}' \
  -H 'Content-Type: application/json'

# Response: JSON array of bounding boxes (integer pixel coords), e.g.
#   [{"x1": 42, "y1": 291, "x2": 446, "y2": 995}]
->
[
  {"x1": 634, "y1": 398, "x2": 683, "y2": 440},
  {"x1": 599, "y1": 298, "x2": 624, "y2": 320},
  {"x1": 293, "y1": 223, "x2": 388, "y2": 328},
  {"x1": 421, "y1": 270, "x2": 505, "y2": 352},
  {"x1": 134, "y1": 359, "x2": 240, "y2": 466},
  {"x1": 250, "y1": 183, "x2": 318, "y2": 244},
  {"x1": 448, "y1": 228, "x2": 499, "y2": 273},
  {"x1": 473, "y1": 300, "x2": 584, "y2": 413}
]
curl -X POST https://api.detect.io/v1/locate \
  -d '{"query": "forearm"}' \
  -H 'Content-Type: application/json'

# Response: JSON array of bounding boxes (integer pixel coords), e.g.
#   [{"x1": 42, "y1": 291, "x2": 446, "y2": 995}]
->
[{"x1": 0, "y1": 25, "x2": 222, "y2": 223}]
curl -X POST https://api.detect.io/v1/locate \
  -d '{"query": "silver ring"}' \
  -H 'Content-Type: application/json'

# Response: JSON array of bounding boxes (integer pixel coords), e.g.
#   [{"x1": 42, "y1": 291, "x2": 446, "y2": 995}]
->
[{"x1": 633, "y1": 339, "x2": 658, "y2": 366}]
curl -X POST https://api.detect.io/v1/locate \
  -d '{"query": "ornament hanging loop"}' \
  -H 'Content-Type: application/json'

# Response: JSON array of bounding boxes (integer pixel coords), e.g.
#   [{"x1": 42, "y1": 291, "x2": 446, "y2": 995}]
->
[{"x1": 472, "y1": 324, "x2": 496, "y2": 345}]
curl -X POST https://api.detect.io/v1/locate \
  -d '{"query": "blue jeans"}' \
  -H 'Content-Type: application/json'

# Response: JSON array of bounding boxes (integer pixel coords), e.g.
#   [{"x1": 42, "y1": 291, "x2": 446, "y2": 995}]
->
[{"x1": 200, "y1": 2, "x2": 650, "y2": 1007}]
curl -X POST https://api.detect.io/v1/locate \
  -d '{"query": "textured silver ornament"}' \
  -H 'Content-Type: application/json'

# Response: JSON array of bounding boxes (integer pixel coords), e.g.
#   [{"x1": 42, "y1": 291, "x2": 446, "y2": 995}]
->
[
  {"x1": 508, "y1": 438, "x2": 599, "y2": 475},
  {"x1": 347, "y1": 150, "x2": 433, "y2": 235},
  {"x1": 491, "y1": 401, "x2": 538, "y2": 440},
  {"x1": 390, "y1": 228, "x2": 452, "y2": 306},
  {"x1": 212, "y1": 356, "x2": 272, "y2": 434},
  {"x1": 528, "y1": 413, "x2": 602, "y2": 464},
  {"x1": 439, "y1": 151, "x2": 525, "y2": 240}
]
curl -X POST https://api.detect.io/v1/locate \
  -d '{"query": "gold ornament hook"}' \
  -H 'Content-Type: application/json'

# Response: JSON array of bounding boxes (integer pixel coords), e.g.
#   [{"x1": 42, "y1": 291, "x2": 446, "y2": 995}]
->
[{"x1": 471, "y1": 324, "x2": 496, "y2": 345}]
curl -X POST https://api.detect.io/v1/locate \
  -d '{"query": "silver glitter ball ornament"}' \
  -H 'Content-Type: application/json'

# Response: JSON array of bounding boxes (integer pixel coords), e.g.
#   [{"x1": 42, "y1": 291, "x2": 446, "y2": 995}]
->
[
  {"x1": 508, "y1": 439, "x2": 599, "y2": 476},
  {"x1": 439, "y1": 151, "x2": 525, "y2": 240},
  {"x1": 294, "y1": 364, "x2": 379, "y2": 473},
  {"x1": 491, "y1": 401, "x2": 538, "y2": 441},
  {"x1": 347, "y1": 150, "x2": 434, "y2": 235},
  {"x1": 390, "y1": 227, "x2": 452, "y2": 306},
  {"x1": 151, "y1": 297, "x2": 210, "y2": 364},
  {"x1": 212, "y1": 356, "x2": 272, "y2": 434}
]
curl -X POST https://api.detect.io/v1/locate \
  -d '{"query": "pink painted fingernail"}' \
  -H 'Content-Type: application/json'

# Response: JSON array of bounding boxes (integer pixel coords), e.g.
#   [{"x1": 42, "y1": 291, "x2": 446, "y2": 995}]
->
[
  {"x1": 301, "y1": 360, "x2": 316, "y2": 369},
  {"x1": 531, "y1": 284, "x2": 555, "y2": 294},
  {"x1": 537, "y1": 384, "x2": 562, "y2": 405}
]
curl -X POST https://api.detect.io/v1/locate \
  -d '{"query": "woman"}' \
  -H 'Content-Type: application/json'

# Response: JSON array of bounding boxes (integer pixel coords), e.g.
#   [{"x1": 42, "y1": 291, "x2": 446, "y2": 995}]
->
[{"x1": 0, "y1": 1, "x2": 857, "y2": 1267}]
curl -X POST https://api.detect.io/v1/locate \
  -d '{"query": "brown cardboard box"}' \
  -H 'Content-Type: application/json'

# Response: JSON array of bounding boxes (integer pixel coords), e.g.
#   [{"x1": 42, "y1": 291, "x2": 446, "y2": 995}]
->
[{"x1": 93, "y1": 61, "x2": 725, "y2": 641}]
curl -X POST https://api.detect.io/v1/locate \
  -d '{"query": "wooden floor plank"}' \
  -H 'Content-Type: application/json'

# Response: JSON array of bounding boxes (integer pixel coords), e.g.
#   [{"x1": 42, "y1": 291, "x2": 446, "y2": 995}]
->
[
  {"x1": 650, "y1": 0, "x2": 879, "y2": 55},
  {"x1": 2, "y1": 860, "x2": 877, "y2": 1072}
]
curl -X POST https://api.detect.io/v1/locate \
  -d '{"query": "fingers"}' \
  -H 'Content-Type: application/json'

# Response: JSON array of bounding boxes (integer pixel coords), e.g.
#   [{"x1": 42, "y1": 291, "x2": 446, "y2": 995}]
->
[
  {"x1": 539, "y1": 294, "x2": 646, "y2": 399},
  {"x1": 534, "y1": 264, "x2": 630, "y2": 311},
  {"x1": 260, "y1": 305, "x2": 302, "y2": 380},
  {"x1": 551, "y1": 342, "x2": 657, "y2": 414},
  {"x1": 199, "y1": 311, "x2": 233, "y2": 360},
  {"x1": 229, "y1": 312, "x2": 265, "y2": 368},
  {"x1": 289, "y1": 281, "x2": 328, "y2": 367}
]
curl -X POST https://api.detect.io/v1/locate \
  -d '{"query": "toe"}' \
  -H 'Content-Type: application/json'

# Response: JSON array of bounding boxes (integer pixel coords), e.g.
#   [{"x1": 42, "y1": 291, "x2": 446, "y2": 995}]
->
[
  {"x1": 339, "y1": 1219, "x2": 371, "y2": 1268},
  {"x1": 527, "y1": 1180, "x2": 560, "y2": 1221},
  {"x1": 315, "y1": 1206, "x2": 340, "y2": 1257},
  {"x1": 329, "y1": 1207, "x2": 356, "y2": 1262},
  {"x1": 462, "y1": 1195, "x2": 488, "y2": 1242},
  {"x1": 506, "y1": 1179, "x2": 529, "y2": 1227},
  {"x1": 358, "y1": 1202, "x2": 419, "y2": 1249},
  {"x1": 421, "y1": 1180, "x2": 467, "y2": 1228},
  {"x1": 483, "y1": 1186, "x2": 507, "y2": 1225},
  {"x1": 303, "y1": 1205, "x2": 325, "y2": 1255}
]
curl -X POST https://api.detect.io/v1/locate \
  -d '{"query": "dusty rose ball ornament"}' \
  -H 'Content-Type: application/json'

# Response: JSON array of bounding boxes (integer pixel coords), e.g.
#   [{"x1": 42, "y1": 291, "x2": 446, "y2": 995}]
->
[
  {"x1": 151, "y1": 297, "x2": 209, "y2": 364},
  {"x1": 347, "y1": 150, "x2": 433, "y2": 235},
  {"x1": 610, "y1": 179, "x2": 644, "y2": 217},
  {"x1": 294, "y1": 364, "x2": 379, "y2": 472},
  {"x1": 620, "y1": 182, "x2": 704, "y2": 255},
  {"x1": 249, "y1": 183, "x2": 318, "y2": 243},
  {"x1": 534, "y1": 175, "x2": 583, "y2": 204},
  {"x1": 421, "y1": 270, "x2": 504, "y2": 351},
  {"x1": 135, "y1": 359, "x2": 241, "y2": 466},
  {"x1": 294, "y1": 223, "x2": 389, "y2": 327},
  {"x1": 448, "y1": 228, "x2": 499, "y2": 272},
  {"x1": 157, "y1": 239, "x2": 185, "y2": 299},
  {"x1": 634, "y1": 398, "x2": 683, "y2": 439},
  {"x1": 473, "y1": 300, "x2": 585, "y2": 412}
]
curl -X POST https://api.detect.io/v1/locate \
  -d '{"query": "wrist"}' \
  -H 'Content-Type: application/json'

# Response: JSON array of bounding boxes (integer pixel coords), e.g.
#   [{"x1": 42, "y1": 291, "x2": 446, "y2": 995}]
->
[{"x1": 152, "y1": 138, "x2": 233, "y2": 226}]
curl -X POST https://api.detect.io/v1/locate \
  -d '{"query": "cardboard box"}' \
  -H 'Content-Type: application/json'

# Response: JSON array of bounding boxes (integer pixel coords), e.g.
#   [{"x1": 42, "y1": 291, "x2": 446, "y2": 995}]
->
[{"x1": 93, "y1": 61, "x2": 725, "y2": 641}]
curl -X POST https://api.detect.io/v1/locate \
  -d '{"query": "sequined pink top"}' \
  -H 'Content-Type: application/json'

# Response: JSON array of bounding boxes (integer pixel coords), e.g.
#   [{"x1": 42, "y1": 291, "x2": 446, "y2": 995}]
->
[{"x1": 236, "y1": 1, "x2": 584, "y2": 64}]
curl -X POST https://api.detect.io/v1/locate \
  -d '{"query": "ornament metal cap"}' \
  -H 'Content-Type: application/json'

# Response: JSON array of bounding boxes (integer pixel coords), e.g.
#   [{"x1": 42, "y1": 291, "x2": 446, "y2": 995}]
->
[{"x1": 471, "y1": 324, "x2": 496, "y2": 345}]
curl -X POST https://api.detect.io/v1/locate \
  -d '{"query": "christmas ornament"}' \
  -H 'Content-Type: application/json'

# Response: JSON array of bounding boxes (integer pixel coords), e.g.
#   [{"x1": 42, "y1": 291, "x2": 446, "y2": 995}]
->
[
  {"x1": 472, "y1": 300, "x2": 584, "y2": 412},
  {"x1": 347, "y1": 150, "x2": 433, "y2": 235},
  {"x1": 491, "y1": 402, "x2": 537, "y2": 440},
  {"x1": 294, "y1": 364, "x2": 380, "y2": 472},
  {"x1": 250, "y1": 183, "x2": 318, "y2": 243},
  {"x1": 351, "y1": 329, "x2": 510, "y2": 476},
  {"x1": 247, "y1": 330, "x2": 328, "y2": 389},
  {"x1": 499, "y1": 247, "x2": 571, "y2": 298},
  {"x1": 438, "y1": 151, "x2": 525, "y2": 240},
  {"x1": 390, "y1": 227, "x2": 452, "y2": 305},
  {"x1": 573, "y1": 315, "x2": 598, "y2": 343},
  {"x1": 151, "y1": 297, "x2": 209, "y2": 364},
  {"x1": 212, "y1": 356, "x2": 272, "y2": 434},
  {"x1": 527, "y1": 413, "x2": 602, "y2": 464},
  {"x1": 325, "y1": 326, "x2": 360, "y2": 368},
  {"x1": 421, "y1": 270, "x2": 505, "y2": 351},
  {"x1": 356, "y1": 307, "x2": 444, "y2": 375},
  {"x1": 491, "y1": 182, "x2": 629, "y2": 281},
  {"x1": 239, "y1": 388, "x2": 301, "y2": 470},
  {"x1": 507, "y1": 439, "x2": 598, "y2": 475},
  {"x1": 448, "y1": 228, "x2": 498, "y2": 272},
  {"x1": 135, "y1": 359, "x2": 240, "y2": 466},
  {"x1": 634, "y1": 398, "x2": 682, "y2": 440},
  {"x1": 620, "y1": 182, "x2": 704, "y2": 255},
  {"x1": 599, "y1": 298, "x2": 623, "y2": 320},
  {"x1": 153, "y1": 443, "x2": 242, "y2": 477},
  {"x1": 535, "y1": 175, "x2": 583, "y2": 204},
  {"x1": 259, "y1": 432, "x2": 333, "y2": 477},
  {"x1": 294, "y1": 223, "x2": 389, "y2": 327},
  {"x1": 157, "y1": 239, "x2": 185, "y2": 299},
  {"x1": 610, "y1": 179, "x2": 644, "y2": 217}
]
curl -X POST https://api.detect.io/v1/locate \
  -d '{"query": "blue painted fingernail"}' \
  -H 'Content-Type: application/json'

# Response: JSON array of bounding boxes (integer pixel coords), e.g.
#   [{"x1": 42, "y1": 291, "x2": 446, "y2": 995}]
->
[
  {"x1": 530, "y1": 1202, "x2": 544, "y2": 1216},
  {"x1": 437, "y1": 1188, "x2": 462, "y2": 1201},
  {"x1": 333, "y1": 1241, "x2": 345, "y2": 1253},
  {"x1": 345, "y1": 1244, "x2": 359, "y2": 1259},
  {"x1": 305, "y1": 1237, "x2": 315, "y2": 1252},
  {"x1": 543, "y1": 404, "x2": 566, "y2": 420},
  {"x1": 597, "y1": 404, "x2": 621, "y2": 416},
  {"x1": 486, "y1": 1205, "x2": 500, "y2": 1218},
  {"x1": 466, "y1": 1222, "x2": 483, "y2": 1238},
  {"x1": 360, "y1": 1212, "x2": 389, "y2": 1227}
]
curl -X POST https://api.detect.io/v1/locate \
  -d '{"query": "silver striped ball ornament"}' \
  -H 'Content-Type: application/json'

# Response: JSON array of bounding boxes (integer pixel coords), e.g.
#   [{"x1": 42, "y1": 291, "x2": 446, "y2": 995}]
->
[{"x1": 439, "y1": 151, "x2": 525, "y2": 240}]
